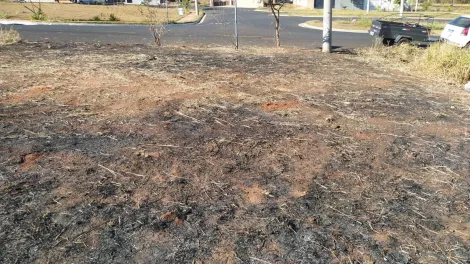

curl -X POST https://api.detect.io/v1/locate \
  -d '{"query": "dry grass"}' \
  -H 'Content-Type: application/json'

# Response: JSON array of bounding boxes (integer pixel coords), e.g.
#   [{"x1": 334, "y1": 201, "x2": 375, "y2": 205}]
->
[
  {"x1": 0, "y1": 2, "x2": 185, "y2": 23},
  {"x1": 360, "y1": 42, "x2": 470, "y2": 84},
  {"x1": 0, "y1": 27, "x2": 20, "y2": 45},
  {"x1": 258, "y1": 3, "x2": 465, "y2": 19},
  {"x1": 1, "y1": 42, "x2": 470, "y2": 263}
]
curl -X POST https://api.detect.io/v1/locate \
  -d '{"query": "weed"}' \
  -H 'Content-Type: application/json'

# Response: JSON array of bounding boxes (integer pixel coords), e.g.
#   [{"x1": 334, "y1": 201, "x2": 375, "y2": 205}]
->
[
  {"x1": 91, "y1": 15, "x2": 101, "y2": 21},
  {"x1": 24, "y1": 1, "x2": 47, "y2": 21},
  {"x1": 0, "y1": 28, "x2": 20, "y2": 45},
  {"x1": 181, "y1": 0, "x2": 190, "y2": 11},
  {"x1": 361, "y1": 43, "x2": 470, "y2": 84},
  {"x1": 0, "y1": 12, "x2": 9, "y2": 19},
  {"x1": 422, "y1": 0, "x2": 433, "y2": 11},
  {"x1": 30, "y1": 10, "x2": 46, "y2": 21},
  {"x1": 109, "y1": 13, "x2": 119, "y2": 21}
]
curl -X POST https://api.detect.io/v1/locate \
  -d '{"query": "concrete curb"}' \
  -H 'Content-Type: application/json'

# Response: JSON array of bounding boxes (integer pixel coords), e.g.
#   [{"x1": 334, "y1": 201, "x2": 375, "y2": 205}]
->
[
  {"x1": 198, "y1": 13, "x2": 207, "y2": 24},
  {"x1": 299, "y1": 23, "x2": 368, "y2": 33}
]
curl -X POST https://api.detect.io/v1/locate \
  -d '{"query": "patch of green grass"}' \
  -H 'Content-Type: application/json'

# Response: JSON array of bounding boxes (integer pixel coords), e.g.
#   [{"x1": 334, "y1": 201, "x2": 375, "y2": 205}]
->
[{"x1": 0, "y1": 12, "x2": 9, "y2": 19}]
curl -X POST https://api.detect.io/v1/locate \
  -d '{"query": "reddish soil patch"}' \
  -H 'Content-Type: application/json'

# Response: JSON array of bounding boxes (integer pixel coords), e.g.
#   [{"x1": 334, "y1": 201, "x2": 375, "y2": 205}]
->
[
  {"x1": 18, "y1": 153, "x2": 42, "y2": 172},
  {"x1": 8, "y1": 86, "x2": 52, "y2": 103},
  {"x1": 261, "y1": 101, "x2": 301, "y2": 111}
]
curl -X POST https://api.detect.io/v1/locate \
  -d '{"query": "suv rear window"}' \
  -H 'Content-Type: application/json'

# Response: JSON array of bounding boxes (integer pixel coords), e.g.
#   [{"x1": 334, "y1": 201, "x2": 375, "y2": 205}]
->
[{"x1": 449, "y1": 16, "x2": 470, "y2": 28}]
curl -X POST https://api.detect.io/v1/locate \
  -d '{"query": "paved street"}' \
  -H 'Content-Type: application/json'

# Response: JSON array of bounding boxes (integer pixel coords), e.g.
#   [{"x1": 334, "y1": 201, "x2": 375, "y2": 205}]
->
[{"x1": 2, "y1": 8, "x2": 376, "y2": 49}]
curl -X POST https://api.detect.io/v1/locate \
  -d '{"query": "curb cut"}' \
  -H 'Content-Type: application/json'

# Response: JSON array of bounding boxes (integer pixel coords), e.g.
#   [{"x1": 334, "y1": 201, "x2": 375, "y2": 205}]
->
[{"x1": 299, "y1": 23, "x2": 368, "y2": 33}]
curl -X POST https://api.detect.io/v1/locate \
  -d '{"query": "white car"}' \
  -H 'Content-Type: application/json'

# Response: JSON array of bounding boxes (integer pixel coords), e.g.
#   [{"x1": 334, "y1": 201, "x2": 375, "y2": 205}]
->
[{"x1": 440, "y1": 15, "x2": 470, "y2": 49}]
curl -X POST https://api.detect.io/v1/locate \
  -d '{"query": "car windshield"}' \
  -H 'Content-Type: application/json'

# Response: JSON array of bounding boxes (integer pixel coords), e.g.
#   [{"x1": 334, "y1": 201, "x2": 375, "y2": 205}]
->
[{"x1": 448, "y1": 16, "x2": 470, "y2": 28}]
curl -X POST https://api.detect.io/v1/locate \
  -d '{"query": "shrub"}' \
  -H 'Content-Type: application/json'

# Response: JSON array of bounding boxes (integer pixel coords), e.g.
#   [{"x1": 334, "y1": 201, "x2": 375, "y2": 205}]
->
[
  {"x1": 30, "y1": 8, "x2": 46, "y2": 21},
  {"x1": 181, "y1": 0, "x2": 190, "y2": 11},
  {"x1": 421, "y1": 0, "x2": 433, "y2": 10},
  {"x1": 0, "y1": 12, "x2": 9, "y2": 19},
  {"x1": 361, "y1": 43, "x2": 470, "y2": 84},
  {"x1": 91, "y1": 15, "x2": 101, "y2": 21},
  {"x1": 0, "y1": 28, "x2": 21, "y2": 45},
  {"x1": 109, "y1": 13, "x2": 119, "y2": 21}
]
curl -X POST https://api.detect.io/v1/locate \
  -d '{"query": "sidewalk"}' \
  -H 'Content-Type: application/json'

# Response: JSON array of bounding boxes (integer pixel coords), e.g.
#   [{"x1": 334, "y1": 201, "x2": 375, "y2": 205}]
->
[
  {"x1": 176, "y1": 12, "x2": 202, "y2": 23},
  {"x1": 299, "y1": 22, "x2": 368, "y2": 33}
]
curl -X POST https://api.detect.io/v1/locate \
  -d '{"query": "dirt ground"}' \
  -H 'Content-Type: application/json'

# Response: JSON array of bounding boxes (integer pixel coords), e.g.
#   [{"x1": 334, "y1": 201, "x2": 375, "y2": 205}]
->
[
  {"x1": 1, "y1": 42, "x2": 470, "y2": 264},
  {"x1": 0, "y1": 3, "x2": 183, "y2": 23}
]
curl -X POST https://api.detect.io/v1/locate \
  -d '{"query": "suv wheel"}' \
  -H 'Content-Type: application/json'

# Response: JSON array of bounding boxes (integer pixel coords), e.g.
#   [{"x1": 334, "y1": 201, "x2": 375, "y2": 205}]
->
[{"x1": 396, "y1": 38, "x2": 411, "y2": 46}]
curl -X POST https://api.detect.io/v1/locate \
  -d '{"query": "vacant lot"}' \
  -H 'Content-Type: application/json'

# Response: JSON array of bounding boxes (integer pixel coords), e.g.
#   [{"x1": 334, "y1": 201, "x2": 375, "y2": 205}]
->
[
  {"x1": 1, "y1": 42, "x2": 469, "y2": 263},
  {"x1": 0, "y1": 2, "x2": 186, "y2": 23}
]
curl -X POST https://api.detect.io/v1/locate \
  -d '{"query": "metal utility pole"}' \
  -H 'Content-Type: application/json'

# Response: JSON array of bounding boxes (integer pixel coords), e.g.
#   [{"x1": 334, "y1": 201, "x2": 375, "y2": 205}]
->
[
  {"x1": 322, "y1": 0, "x2": 332, "y2": 53},
  {"x1": 400, "y1": 0, "x2": 404, "y2": 16},
  {"x1": 366, "y1": 0, "x2": 370, "y2": 13},
  {"x1": 415, "y1": 0, "x2": 418, "y2": 11},
  {"x1": 234, "y1": 0, "x2": 238, "y2": 49},
  {"x1": 195, "y1": 0, "x2": 199, "y2": 16}
]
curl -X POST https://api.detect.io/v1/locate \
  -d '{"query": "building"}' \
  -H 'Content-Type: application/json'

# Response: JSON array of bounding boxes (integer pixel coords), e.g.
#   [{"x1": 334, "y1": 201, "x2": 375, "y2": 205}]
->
[
  {"x1": 213, "y1": 0, "x2": 263, "y2": 8},
  {"x1": 124, "y1": 0, "x2": 161, "y2": 4},
  {"x1": 293, "y1": 0, "x2": 397, "y2": 10}
]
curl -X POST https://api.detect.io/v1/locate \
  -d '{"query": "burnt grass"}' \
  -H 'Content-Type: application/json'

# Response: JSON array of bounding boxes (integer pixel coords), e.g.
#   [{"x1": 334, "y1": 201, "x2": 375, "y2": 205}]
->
[{"x1": 1, "y1": 42, "x2": 470, "y2": 263}]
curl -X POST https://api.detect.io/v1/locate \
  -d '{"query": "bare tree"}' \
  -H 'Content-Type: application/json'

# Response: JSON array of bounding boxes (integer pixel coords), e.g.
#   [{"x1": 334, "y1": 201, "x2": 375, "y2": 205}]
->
[
  {"x1": 139, "y1": 2, "x2": 167, "y2": 46},
  {"x1": 24, "y1": 0, "x2": 47, "y2": 21},
  {"x1": 268, "y1": 0, "x2": 285, "y2": 47}
]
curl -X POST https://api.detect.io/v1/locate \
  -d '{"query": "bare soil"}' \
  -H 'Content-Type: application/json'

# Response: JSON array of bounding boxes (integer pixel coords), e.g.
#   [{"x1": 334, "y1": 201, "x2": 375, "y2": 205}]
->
[
  {"x1": 0, "y1": 3, "x2": 183, "y2": 23},
  {"x1": 1, "y1": 42, "x2": 470, "y2": 264}
]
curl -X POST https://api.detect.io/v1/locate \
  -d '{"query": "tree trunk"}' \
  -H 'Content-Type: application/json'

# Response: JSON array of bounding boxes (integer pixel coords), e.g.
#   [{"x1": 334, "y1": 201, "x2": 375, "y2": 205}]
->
[{"x1": 275, "y1": 12, "x2": 280, "y2": 47}]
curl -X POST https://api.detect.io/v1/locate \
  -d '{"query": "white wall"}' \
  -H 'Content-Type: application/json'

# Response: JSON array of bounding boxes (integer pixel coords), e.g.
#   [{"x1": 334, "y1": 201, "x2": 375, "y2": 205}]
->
[
  {"x1": 370, "y1": 0, "x2": 396, "y2": 11},
  {"x1": 28, "y1": 0, "x2": 56, "y2": 2},
  {"x1": 293, "y1": 0, "x2": 309, "y2": 7},
  {"x1": 236, "y1": 0, "x2": 263, "y2": 7},
  {"x1": 125, "y1": 0, "x2": 161, "y2": 5}
]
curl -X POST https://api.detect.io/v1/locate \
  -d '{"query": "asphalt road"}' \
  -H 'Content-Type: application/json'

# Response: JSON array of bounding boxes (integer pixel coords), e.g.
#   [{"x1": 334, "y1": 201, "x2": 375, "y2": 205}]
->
[{"x1": 2, "y1": 8, "x2": 376, "y2": 49}]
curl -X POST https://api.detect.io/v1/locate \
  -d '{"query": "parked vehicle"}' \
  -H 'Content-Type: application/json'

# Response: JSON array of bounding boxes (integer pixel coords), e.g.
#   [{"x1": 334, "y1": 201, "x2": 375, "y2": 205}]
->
[
  {"x1": 77, "y1": 0, "x2": 113, "y2": 4},
  {"x1": 440, "y1": 15, "x2": 470, "y2": 49},
  {"x1": 369, "y1": 14, "x2": 437, "y2": 46}
]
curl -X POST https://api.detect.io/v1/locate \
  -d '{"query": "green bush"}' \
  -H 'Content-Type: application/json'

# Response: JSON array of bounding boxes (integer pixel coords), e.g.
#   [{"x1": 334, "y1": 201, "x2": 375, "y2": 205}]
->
[
  {"x1": 421, "y1": 0, "x2": 433, "y2": 10},
  {"x1": 30, "y1": 8, "x2": 46, "y2": 21},
  {"x1": 181, "y1": 0, "x2": 190, "y2": 11},
  {"x1": 0, "y1": 12, "x2": 9, "y2": 19},
  {"x1": 91, "y1": 15, "x2": 101, "y2": 21}
]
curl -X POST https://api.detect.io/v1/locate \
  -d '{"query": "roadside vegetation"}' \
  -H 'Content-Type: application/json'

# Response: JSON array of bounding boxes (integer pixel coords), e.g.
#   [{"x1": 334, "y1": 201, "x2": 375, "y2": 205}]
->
[
  {"x1": 0, "y1": 27, "x2": 20, "y2": 45},
  {"x1": 361, "y1": 42, "x2": 470, "y2": 84},
  {"x1": 0, "y1": 2, "x2": 189, "y2": 23}
]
